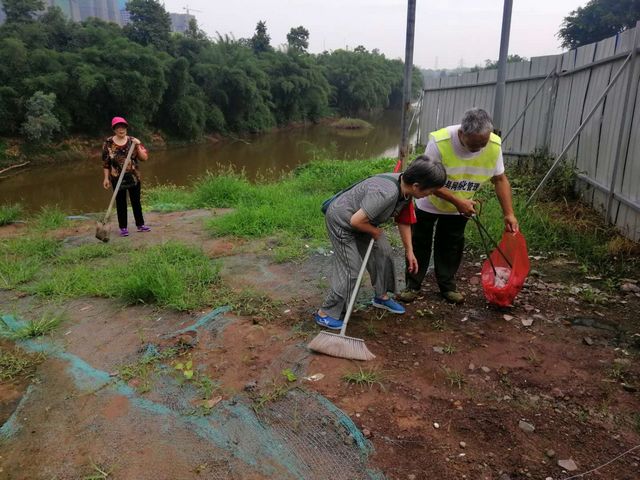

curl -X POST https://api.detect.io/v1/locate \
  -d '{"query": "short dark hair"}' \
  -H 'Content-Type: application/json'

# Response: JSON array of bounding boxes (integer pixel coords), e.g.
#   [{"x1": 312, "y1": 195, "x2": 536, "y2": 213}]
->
[{"x1": 402, "y1": 155, "x2": 447, "y2": 189}]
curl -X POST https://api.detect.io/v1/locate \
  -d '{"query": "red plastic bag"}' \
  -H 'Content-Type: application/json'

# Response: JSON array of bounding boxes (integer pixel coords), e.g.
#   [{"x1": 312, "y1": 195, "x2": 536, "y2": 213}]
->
[{"x1": 481, "y1": 231, "x2": 530, "y2": 307}]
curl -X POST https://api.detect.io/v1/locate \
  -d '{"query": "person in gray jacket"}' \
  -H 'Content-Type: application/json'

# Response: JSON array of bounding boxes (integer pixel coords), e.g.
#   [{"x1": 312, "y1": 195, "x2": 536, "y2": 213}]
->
[{"x1": 315, "y1": 156, "x2": 447, "y2": 330}]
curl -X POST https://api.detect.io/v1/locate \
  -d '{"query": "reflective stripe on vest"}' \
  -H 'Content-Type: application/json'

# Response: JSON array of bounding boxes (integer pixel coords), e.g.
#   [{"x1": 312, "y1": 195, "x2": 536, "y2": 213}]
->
[{"x1": 429, "y1": 128, "x2": 501, "y2": 213}]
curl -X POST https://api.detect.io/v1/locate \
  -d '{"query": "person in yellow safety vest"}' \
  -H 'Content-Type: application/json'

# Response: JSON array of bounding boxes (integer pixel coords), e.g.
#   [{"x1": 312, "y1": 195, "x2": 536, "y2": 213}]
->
[{"x1": 398, "y1": 108, "x2": 519, "y2": 304}]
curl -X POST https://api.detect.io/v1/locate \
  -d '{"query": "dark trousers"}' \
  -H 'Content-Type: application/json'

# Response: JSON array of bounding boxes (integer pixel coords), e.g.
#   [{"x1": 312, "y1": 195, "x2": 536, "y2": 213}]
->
[
  {"x1": 405, "y1": 208, "x2": 468, "y2": 293},
  {"x1": 111, "y1": 178, "x2": 145, "y2": 229}
]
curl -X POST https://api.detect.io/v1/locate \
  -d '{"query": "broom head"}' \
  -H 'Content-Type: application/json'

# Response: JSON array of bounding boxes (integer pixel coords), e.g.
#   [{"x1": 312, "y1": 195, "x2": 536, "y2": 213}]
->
[
  {"x1": 308, "y1": 331, "x2": 375, "y2": 361},
  {"x1": 95, "y1": 221, "x2": 110, "y2": 243}
]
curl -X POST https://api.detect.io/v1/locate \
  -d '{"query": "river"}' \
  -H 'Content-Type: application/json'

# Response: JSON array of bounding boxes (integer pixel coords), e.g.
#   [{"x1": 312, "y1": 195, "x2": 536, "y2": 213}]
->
[{"x1": 0, "y1": 110, "x2": 417, "y2": 214}]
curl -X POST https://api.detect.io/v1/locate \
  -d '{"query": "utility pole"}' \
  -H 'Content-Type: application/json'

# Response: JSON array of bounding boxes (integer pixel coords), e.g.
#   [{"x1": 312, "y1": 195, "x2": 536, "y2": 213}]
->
[
  {"x1": 399, "y1": 0, "x2": 417, "y2": 169},
  {"x1": 492, "y1": 0, "x2": 513, "y2": 134}
]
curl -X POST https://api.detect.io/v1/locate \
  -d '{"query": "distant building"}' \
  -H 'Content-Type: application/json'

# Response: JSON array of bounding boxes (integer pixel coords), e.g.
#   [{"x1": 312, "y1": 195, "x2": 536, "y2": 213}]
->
[
  {"x1": 169, "y1": 13, "x2": 194, "y2": 34},
  {"x1": 76, "y1": 0, "x2": 121, "y2": 24},
  {"x1": 0, "y1": 1, "x2": 190, "y2": 30}
]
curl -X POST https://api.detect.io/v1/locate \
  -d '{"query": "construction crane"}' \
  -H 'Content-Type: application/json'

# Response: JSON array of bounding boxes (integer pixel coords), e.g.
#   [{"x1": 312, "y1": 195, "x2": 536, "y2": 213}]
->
[{"x1": 183, "y1": 5, "x2": 203, "y2": 16}]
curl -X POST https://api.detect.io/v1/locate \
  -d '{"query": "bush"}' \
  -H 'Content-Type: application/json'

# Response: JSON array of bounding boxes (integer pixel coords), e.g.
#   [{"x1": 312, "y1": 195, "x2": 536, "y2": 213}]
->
[{"x1": 20, "y1": 91, "x2": 61, "y2": 143}]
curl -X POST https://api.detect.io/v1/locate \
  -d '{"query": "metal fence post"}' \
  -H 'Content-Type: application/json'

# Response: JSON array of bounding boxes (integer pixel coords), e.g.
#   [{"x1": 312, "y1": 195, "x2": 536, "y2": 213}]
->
[
  {"x1": 492, "y1": 0, "x2": 513, "y2": 133},
  {"x1": 501, "y1": 68, "x2": 556, "y2": 143},
  {"x1": 542, "y1": 56, "x2": 563, "y2": 152},
  {"x1": 606, "y1": 22, "x2": 640, "y2": 224},
  {"x1": 399, "y1": 0, "x2": 417, "y2": 169}
]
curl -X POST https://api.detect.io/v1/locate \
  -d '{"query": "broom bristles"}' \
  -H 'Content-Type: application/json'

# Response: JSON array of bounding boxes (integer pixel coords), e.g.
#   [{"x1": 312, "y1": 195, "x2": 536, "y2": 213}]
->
[{"x1": 308, "y1": 331, "x2": 375, "y2": 361}]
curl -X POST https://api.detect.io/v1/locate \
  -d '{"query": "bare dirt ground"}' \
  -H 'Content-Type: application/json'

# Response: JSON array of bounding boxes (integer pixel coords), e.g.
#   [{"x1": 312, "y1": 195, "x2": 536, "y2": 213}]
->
[{"x1": 1, "y1": 210, "x2": 639, "y2": 480}]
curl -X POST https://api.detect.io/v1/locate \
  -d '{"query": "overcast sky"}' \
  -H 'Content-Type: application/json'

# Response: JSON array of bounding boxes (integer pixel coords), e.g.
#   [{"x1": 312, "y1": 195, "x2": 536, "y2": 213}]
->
[{"x1": 163, "y1": 0, "x2": 585, "y2": 69}]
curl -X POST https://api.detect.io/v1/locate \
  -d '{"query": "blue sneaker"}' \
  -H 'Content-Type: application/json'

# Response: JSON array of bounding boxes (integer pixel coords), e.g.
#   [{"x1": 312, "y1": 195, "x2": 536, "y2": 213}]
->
[
  {"x1": 372, "y1": 297, "x2": 405, "y2": 314},
  {"x1": 314, "y1": 312, "x2": 343, "y2": 330}
]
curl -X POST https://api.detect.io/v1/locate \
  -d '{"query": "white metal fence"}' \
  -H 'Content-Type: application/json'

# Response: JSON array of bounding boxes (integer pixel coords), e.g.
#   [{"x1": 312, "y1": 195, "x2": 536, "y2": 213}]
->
[{"x1": 419, "y1": 26, "x2": 640, "y2": 241}]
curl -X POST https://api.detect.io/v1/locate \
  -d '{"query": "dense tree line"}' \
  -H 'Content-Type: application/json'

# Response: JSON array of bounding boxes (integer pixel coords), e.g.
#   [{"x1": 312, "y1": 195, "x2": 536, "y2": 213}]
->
[
  {"x1": 558, "y1": 0, "x2": 640, "y2": 49},
  {"x1": 0, "y1": 0, "x2": 422, "y2": 142}
]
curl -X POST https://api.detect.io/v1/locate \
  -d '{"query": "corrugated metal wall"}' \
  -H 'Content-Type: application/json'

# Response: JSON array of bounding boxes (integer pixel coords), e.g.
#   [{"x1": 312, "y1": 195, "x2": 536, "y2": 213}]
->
[{"x1": 419, "y1": 27, "x2": 640, "y2": 241}]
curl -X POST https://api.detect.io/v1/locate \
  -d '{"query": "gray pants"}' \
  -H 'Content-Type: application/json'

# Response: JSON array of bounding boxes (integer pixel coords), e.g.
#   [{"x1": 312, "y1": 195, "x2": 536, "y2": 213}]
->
[{"x1": 321, "y1": 214, "x2": 397, "y2": 319}]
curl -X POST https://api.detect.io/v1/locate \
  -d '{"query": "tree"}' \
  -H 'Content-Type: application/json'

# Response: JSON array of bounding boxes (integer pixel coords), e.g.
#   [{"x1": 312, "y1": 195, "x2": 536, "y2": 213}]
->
[
  {"x1": 21, "y1": 91, "x2": 61, "y2": 143},
  {"x1": 157, "y1": 57, "x2": 206, "y2": 139},
  {"x1": 185, "y1": 17, "x2": 207, "y2": 41},
  {"x1": 479, "y1": 54, "x2": 528, "y2": 71},
  {"x1": 558, "y1": 0, "x2": 640, "y2": 49},
  {"x1": 250, "y1": 21, "x2": 272, "y2": 54},
  {"x1": 286, "y1": 26, "x2": 309, "y2": 53},
  {"x1": 124, "y1": 0, "x2": 172, "y2": 51},
  {"x1": 1, "y1": 0, "x2": 44, "y2": 23}
]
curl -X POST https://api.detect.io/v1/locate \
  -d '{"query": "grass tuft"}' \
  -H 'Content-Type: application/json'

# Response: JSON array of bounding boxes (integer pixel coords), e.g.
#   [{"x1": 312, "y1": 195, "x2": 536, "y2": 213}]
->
[
  {"x1": 342, "y1": 367, "x2": 385, "y2": 389},
  {"x1": 1, "y1": 311, "x2": 66, "y2": 340},
  {"x1": 33, "y1": 206, "x2": 69, "y2": 230},
  {"x1": 0, "y1": 347, "x2": 44, "y2": 381},
  {"x1": 443, "y1": 367, "x2": 465, "y2": 389},
  {"x1": 0, "y1": 203, "x2": 23, "y2": 226},
  {"x1": 112, "y1": 242, "x2": 221, "y2": 311}
]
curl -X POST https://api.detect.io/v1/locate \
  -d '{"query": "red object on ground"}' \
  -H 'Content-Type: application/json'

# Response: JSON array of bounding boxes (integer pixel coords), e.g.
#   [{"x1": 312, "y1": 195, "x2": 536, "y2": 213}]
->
[
  {"x1": 481, "y1": 231, "x2": 530, "y2": 307},
  {"x1": 393, "y1": 159, "x2": 417, "y2": 224}
]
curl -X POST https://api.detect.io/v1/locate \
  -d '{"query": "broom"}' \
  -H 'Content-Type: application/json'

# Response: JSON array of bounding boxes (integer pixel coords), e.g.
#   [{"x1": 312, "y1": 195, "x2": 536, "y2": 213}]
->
[
  {"x1": 95, "y1": 142, "x2": 136, "y2": 242},
  {"x1": 308, "y1": 238, "x2": 376, "y2": 361}
]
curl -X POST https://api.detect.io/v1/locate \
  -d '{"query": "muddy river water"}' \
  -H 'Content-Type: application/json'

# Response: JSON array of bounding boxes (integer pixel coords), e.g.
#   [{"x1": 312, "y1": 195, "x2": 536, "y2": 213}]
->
[{"x1": 0, "y1": 110, "x2": 416, "y2": 214}]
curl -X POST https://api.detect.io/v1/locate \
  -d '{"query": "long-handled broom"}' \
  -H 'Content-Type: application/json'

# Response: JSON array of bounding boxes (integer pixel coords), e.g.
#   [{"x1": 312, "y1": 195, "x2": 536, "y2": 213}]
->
[
  {"x1": 308, "y1": 238, "x2": 376, "y2": 361},
  {"x1": 95, "y1": 142, "x2": 136, "y2": 242}
]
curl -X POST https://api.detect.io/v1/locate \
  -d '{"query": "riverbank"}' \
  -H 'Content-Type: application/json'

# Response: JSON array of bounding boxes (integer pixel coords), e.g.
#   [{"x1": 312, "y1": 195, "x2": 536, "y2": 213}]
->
[
  {"x1": 0, "y1": 115, "x2": 359, "y2": 171},
  {"x1": 1, "y1": 161, "x2": 639, "y2": 477}
]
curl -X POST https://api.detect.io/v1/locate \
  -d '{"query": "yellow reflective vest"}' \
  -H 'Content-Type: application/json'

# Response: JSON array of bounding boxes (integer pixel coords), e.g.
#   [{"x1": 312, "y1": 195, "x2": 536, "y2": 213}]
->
[{"x1": 428, "y1": 127, "x2": 502, "y2": 213}]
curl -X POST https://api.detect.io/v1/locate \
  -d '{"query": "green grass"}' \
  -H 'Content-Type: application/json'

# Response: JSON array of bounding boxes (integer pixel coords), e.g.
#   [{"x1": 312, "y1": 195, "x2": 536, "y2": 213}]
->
[
  {"x1": 342, "y1": 367, "x2": 385, "y2": 389},
  {"x1": 144, "y1": 154, "x2": 640, "y2": 270},
  {"x1": 31, "y1": 242, "x2": 221, "y2": 311},
  {"x1": 0, "y1": 203, "x2": 23, "y2": 226},
  {"x1": 145, "y1": 184, "x2": 193, "y2": 212},
  {"x1": 56, "y1": 243, "x2": 122, "y2": 264},
  {"x1": 1, "y1": 231, "x2": 223, "y2": 311},
  {"x1": 145, "y1": 157, "x2": 395, "y2": 262},
  {"x1": 443, "y1": 367, "x2": 465, "y2": 389},
  {"x1": 0, "y1": 311, "x2": 66, "y2": 340},
  {"x1": 0, "y1": 236, "x2": 61, "y2": 288},
  {"x1": 112, "y1": 242, "x2": 221, "y2": 310},
  {"x1": 0, "y1": 347, "x2": 44, "y2": 381},
  {"x1": 33, "y1": 206, "x2": 69, "y2": 230}
]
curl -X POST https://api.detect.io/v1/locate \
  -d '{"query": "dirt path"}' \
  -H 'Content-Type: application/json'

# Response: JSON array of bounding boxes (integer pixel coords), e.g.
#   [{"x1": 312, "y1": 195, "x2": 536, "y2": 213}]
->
[{"x1": 1, "y1": 211, "x2": 639, "y2": 479}]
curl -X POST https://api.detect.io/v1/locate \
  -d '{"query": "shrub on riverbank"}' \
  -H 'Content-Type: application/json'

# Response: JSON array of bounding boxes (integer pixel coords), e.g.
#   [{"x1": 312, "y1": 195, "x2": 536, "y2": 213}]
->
[{"x1": 331, "y1": 118, "x2": 374, "y2": 130}]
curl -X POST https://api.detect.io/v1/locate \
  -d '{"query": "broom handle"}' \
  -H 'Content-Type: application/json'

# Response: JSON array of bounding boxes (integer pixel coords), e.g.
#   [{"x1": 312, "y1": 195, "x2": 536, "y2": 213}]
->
[
  {"x1": 102, "y1": 141, "x2": 137, "y2": 223},
  {"x1": 340, "y1": 238, "x2": 375, "y2": 336}
]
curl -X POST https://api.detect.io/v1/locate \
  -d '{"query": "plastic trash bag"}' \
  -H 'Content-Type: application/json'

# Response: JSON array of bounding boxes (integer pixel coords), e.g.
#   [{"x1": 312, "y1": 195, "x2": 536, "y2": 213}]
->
[{"x1": 481, "y1": 231, "x2": 530, "y2": 307}]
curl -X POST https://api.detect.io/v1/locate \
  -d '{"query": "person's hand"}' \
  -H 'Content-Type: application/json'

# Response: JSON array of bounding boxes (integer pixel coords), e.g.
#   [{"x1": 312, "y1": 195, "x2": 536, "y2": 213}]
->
[
  {"x1": 102, "y1": 178, "x2": 111, "y2": 190},
  {"x1": 456, "y1": 198, "x2": 477, "y2": 217},
  {"x1": 371, "y1": 227, "x2": 384, "y2": 240},
  {"x1": 406, "y1": 251, "x2": 418, "y2": 274},
  {"x1": 130, "y1": 137, "x2": 141, "y2": 145},
  {"x1": 504, "y1": 214, "x2": 519, "y2": 233}
]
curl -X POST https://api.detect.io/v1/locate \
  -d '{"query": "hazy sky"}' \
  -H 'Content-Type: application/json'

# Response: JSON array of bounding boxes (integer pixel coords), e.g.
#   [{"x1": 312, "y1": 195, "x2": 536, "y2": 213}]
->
[{"x1": 163, "y1": 0, "x2": 586, "y2": 69}]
